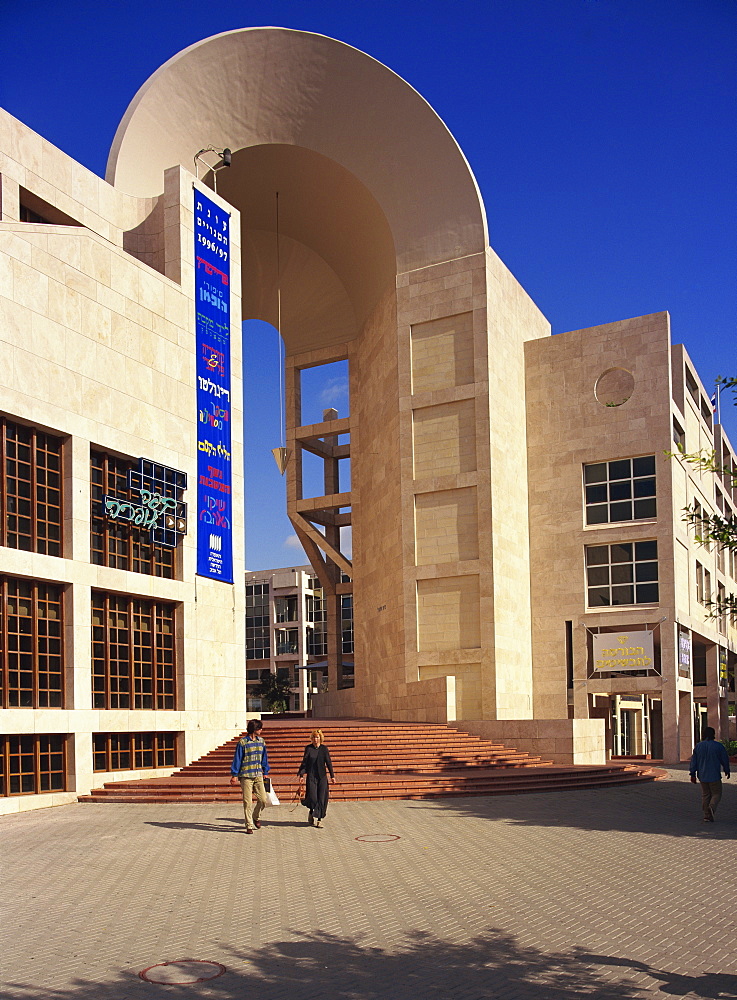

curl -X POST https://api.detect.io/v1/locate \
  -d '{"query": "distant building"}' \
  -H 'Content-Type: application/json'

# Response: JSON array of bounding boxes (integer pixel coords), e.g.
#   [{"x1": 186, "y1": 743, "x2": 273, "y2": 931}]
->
[{"x1": 245, "y1": 566, "x2": 353, "y2": 713}]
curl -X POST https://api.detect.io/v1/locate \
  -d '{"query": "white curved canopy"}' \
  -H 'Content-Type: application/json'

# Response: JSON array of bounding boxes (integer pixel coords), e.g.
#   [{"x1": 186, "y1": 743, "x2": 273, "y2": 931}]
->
[{"x1": 108, "y1": 28, "x2": 488, "y2": 349}]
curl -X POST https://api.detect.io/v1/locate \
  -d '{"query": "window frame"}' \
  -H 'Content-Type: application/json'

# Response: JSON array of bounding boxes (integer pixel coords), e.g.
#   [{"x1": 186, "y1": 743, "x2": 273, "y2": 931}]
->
[
  {"x1": 91, "y1": 593, "x2": 177, "y2": 710},
  {"x1": 92, "y1": 732, "x2": 178, "y2": 772},
  {"x1": 0, "y1": 576, "x2": 65, "y2": 709},
  {"x1": 246, "y1": 583, "x2": 270, "y2": 660},
  {"x1": 90, "y1": 450, "x2": 175, "y2": 578},
  {"x1": 585, "y1": 540, "x2": 660, "y2": 608},
  {"x1": 0, "y1": 417, "x2": 64, "y2": 556},
  {"x1": 0, "y1": 733, "x2": 68, "y2": 796},
  {"x1": 583, "y1": 456, "x2": 657, "y2": 527}
]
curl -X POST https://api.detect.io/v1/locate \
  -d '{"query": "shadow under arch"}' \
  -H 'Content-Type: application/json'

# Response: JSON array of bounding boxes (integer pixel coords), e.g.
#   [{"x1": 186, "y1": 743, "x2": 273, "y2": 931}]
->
[{"x1": 216, "y1": 142, "x2": 397, "y2": 355}]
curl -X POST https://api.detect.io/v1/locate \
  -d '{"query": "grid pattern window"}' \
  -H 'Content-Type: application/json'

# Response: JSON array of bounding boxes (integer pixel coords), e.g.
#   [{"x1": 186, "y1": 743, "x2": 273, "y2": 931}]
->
[
  {"x1": 246, "y1": 583, "x2": 270, "y2": 660},
  {"x1": 306, "y1": 590, "x2": 327, "y2": 657},
  {"x1": 90, "y1": 452, "x2": 174, "y2": 578},
  {"x1": 341, "y1": 595, "x2": 354, "y2": 654},
  {"x1": 1, "y1": 419, "x2": 63, "y2": 556},
  {"x1": 0, "y1": 734, "x2": 66, "y2": 796},
  {"x1": 91, "y1": 594, "x2": 176, "y2": 709},
  {"x1": 0, "y1": 578, "x2": 64, "y2": 708},
  {"x1": 586, "y1": 541, "x2": 659, "y2": 607},
  {"x1": 584, "y1": 457, "x2": 656, "y2": 525},
  {"x1": 93, "y1": 732, "x2": 178, "y2": 772}
]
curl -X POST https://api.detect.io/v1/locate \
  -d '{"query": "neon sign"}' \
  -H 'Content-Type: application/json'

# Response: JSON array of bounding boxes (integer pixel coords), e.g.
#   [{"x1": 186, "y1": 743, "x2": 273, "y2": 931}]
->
[{"x1": 103, "y1": 458, "x2": 187, "y2": 548}]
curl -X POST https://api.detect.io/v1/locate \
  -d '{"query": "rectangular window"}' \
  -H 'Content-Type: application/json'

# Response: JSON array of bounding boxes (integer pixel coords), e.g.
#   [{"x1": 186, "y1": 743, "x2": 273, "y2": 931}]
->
[
  {"x1": 92, "y1": 732, "x2": 178, "y2": 772},
  {"x1": 672, "y1": 418, "x2": 685, "y2": 450},
  {"x1": 586, "y1": 541, "x2": 659, "y2": 607},
  {"x1": 700, "y1": 396, "x2": 713, "y2": 431},
  {"x1": 91, "y1": 593, "x2": 176, "y2": 709},
  {"x1": 90, "y1": 451, "x2": 174, "y2": 578},
  {"x1": 0, "y1": 734, "x2": 67, "y2": 796},
  {"x1": 1, "y1": 418, "x2": 63, "y2": 556},
  {"x1": 0, "y1": 577, "x2": 64, "y2": 708},
  {"x1": 306, "y1": 589, "x2": 327, "y2": 657},
  {"x1": 696, "y1": 561, "x2": 704, "y2": 604},
  {"x1": 246, "y1": 583, "x2": 270, "y2": 659},
  {"x1": 275, "y1": 596, "x2": 298, "y2": 623},
  {"x1": 275, "y1": 628, "x2": 299, "y2": 655},
  {"x1": 685, "y1": 368, "x2": 699, "y2": 405},
  {"x1": 584, "y1": 456, "x2": 656, "y2": 525},
  {"x1": 341, "y1": 595, "x2": 354, "y2": 654},
  {"x1": 717, "y1": 584, "x2": 727, "y2": 634}
]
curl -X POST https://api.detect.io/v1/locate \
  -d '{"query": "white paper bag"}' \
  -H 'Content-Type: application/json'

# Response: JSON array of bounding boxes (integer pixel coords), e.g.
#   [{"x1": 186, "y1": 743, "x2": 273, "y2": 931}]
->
[{"x1": 265, "y1": 785, "x2": 280, "y2": 807}]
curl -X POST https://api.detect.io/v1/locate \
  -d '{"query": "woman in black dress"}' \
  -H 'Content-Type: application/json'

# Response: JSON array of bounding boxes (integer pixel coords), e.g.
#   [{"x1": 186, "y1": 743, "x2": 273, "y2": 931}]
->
[{"x1": 298, "y1": 729, "x2": 335, "y2": 827}]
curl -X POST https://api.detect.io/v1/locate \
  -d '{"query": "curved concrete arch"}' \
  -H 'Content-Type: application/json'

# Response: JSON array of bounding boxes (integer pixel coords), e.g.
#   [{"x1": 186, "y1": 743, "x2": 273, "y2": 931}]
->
[
  {"x1": 220, "y1": 142, "x2": 394, "y2": 352},
  {"x1": 107, "y1": 27, "x2": 487, "y2": 275}
]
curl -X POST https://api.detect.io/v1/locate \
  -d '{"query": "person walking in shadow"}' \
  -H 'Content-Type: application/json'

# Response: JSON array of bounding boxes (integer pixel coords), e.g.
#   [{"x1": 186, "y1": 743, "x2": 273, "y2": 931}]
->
[
  {"x1": 690, "y1": 726, "x2": 730, "y2": 822},
  {"x1": 298, "y1": 728, "x2": 335, "y2": 828}
]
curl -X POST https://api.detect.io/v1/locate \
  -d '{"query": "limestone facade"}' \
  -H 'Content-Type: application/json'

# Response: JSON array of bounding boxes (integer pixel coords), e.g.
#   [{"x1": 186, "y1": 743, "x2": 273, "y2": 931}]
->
[
  {"x1": 2, "y1": 27, "x2": 734, "y2": 818},
  {"x1": 525, "y1": 313, "x2": 736, "y2": 763},
  {"x1": 0, "y1": 110, "x2": 246, "y2": 813}
]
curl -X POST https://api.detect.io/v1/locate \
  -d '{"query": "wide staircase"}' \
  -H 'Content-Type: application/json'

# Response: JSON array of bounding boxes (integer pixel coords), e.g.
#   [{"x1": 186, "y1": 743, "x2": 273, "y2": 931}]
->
[{"x1": 78, "y1": 721, "x2": 664, "y2": 804}]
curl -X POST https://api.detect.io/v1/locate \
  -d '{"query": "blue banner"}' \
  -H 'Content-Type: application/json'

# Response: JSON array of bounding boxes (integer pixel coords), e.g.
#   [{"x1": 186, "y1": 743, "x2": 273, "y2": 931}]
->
[{"x1": 194, "y1": 189, "x2": 233, "y2": 583}]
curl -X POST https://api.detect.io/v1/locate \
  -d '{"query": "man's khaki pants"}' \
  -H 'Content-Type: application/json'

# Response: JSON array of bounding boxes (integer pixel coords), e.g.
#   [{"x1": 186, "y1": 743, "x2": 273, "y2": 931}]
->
[
  {"x1": 239, "y1": 775, "x2": 268, "y2": 830},
  {"x1": 700, "y1": 780, "x2": 723, "y2": 820}
]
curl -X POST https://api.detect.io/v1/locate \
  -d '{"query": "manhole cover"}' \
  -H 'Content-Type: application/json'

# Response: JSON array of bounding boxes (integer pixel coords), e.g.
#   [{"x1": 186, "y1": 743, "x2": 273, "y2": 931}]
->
[
  {"x1": 139, "y1": 960, "x2": 226, "y2": 984},
  {"x1": 354, "y1": 833, "x2": 401, "y2": 843}
]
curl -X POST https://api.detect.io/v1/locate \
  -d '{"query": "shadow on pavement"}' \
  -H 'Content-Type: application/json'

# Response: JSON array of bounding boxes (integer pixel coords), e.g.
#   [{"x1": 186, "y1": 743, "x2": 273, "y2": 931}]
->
[
  {"x1": 408, "y1": 774, "x2": 736, "y2": 839},
  {"x1": 4, "y1": 928, "x2": 736, "y2": 999}
]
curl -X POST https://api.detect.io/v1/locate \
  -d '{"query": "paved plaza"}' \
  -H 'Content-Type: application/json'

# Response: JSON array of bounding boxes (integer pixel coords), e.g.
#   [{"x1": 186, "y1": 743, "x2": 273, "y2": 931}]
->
[{"x1": 2, "y1": 766, "x2": 735, "y2": 1000}]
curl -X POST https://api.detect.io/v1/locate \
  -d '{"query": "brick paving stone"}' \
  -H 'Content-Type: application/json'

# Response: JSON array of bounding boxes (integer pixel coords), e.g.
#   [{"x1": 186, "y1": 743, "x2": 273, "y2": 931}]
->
[{"x1": 1, "y1": 765, "x2": 735, "y2": 999}]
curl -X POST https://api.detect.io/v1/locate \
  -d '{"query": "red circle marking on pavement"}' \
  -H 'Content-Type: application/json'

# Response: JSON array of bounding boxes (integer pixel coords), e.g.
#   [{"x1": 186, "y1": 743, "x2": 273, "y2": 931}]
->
[
  {"x1": 354, "y1": 833, "x2": 401, "y2": 843},
  {"x1": 138, "y1": 960, "x2": 226, "y2": 984}
]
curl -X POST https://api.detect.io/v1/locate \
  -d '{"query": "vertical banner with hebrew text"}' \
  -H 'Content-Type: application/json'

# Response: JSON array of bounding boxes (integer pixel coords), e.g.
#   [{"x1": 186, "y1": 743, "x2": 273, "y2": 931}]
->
[{"x1": 195, "y1": 189, "x2": 233, "y2": 583}]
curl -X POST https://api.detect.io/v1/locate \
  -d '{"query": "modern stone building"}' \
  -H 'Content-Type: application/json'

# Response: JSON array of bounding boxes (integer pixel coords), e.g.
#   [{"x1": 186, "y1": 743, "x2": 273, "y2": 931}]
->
[
  {"x1": 525, "y1": 314, "x2": 736, "y2": 764},
  {"x1": 1, "y1": 27, "x2": 734, "y2": 811},
  {"x1": 245, "y1": 563, "x2": 353, "y2": 714}
]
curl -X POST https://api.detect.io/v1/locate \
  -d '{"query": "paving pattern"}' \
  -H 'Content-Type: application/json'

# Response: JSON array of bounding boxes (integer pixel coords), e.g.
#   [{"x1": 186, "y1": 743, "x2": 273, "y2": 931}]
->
[{"x1": 2, "y1": 765, "x2": 735, "y2": 1000}]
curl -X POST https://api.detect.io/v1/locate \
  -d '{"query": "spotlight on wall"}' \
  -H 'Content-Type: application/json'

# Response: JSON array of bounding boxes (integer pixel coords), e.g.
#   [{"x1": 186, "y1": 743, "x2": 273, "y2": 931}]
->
[{"x1": 194, "y1": 146, "x2": 233, "y2": 193}]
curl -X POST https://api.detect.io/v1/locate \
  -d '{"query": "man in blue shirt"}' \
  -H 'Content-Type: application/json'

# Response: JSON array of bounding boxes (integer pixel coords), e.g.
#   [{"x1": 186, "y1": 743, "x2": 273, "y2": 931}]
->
[
  {"x1": 229, "y1": 719, "x2": 270, "y2": 833},
  {"x1": 689, "y1": 726, "x2": 730, "y2": 822}
]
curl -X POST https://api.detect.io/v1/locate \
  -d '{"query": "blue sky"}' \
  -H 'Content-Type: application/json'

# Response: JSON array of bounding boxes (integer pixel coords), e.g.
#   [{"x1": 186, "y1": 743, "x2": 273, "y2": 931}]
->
[{"x1": 2, "y1": 0, "x2": 735, "y2": 569}]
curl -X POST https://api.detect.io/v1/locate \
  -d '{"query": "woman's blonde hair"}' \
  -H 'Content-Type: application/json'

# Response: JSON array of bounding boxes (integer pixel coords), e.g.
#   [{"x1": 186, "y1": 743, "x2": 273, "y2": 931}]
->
[{"x1": 310, "y1": 729, "x2": 324, "y2": 741}]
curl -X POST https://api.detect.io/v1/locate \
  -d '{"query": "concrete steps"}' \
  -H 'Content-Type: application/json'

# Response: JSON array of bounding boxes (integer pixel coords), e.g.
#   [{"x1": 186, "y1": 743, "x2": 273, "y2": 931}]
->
[{"x1": 78, "y1": 721, "x2": 663, "y2": 803}]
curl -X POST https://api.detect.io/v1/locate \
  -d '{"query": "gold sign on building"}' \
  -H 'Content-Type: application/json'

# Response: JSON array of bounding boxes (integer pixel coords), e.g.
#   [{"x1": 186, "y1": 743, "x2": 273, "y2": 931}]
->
[{"x1": 593, "y1": 630, "x2": 654, "y2": 671}]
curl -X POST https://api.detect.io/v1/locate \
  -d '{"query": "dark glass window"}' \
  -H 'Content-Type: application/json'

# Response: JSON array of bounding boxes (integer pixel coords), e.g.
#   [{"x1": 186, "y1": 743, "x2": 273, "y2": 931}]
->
[
  {"x1": 1, "y1": 419, "x2": 63, "y2": 556},
  {"x1": 0, "y1": 734, "x2": 67, "y2": 796},
  {"x1": 341, "y1": 595, "x2": 354, "y2": 654},
  {"x1": 0, "y1": 577, "x2": 64, "y2": 708},
  {"x1": 92, "y1": 593, "x2": 176, "y2": 709},
  {"x1": 246, "y1": 583, "x2": 270, "y2": 659},
  {"x1": 584, "y1": 456, "x2": 656, "y2": 525},
  {"x1": 586, "y1": 542, "x2": 659, "y2": 607},
  {"x1": 90, "y1": 451, "x2": 174, "y2": 578},
  {"x1": 92, "y1": 732, "x2": 178, "y2": 771},
  {"x1": 306, "y1": 588, "x2": 327, "y2": 657}
]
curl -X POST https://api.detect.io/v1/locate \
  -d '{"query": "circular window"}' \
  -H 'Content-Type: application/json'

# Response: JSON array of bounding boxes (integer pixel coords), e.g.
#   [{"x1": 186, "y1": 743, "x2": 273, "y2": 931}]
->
[{"x1": 594, "y1": 367, "x2": 635, "y2": 407}]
